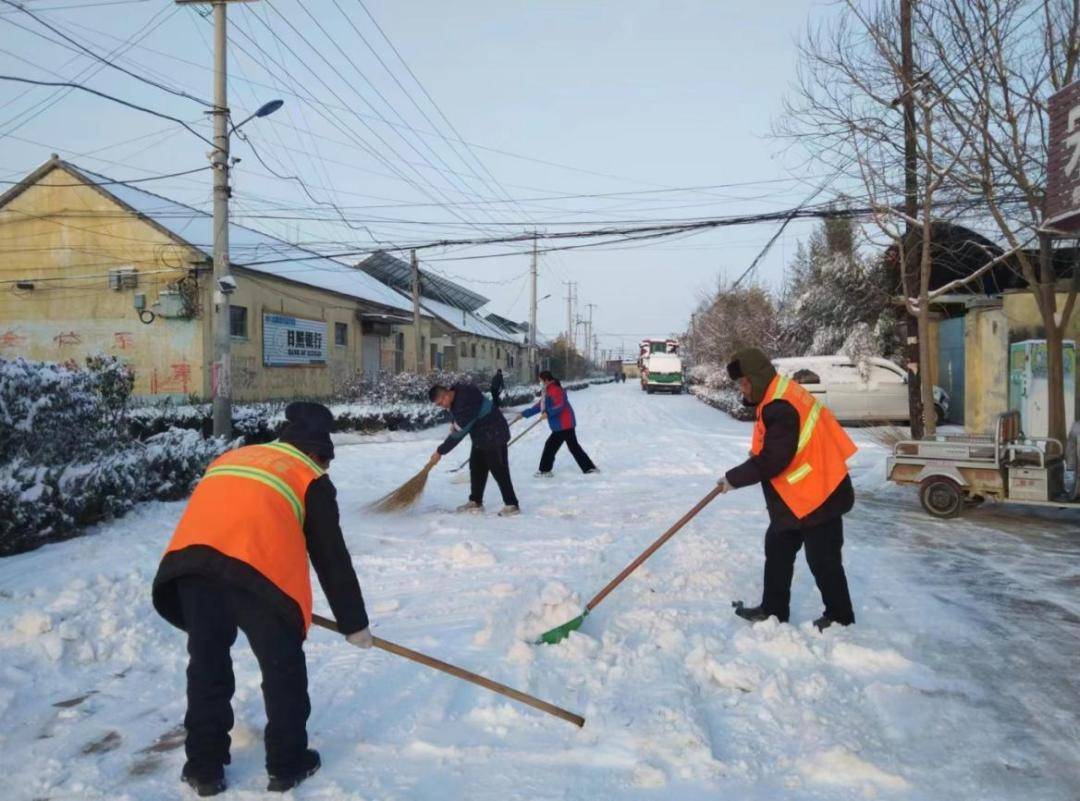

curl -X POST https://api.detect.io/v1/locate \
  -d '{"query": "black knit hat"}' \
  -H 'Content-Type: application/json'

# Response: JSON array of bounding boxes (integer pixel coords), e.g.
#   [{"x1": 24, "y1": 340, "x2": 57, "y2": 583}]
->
[{"x1": 279, "y1": 401, "x2": 335, "y2": 461}]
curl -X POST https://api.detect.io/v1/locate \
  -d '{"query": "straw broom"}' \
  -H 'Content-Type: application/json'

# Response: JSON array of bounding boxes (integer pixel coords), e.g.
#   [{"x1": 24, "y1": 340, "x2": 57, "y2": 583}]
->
[{"x1": 368, "y1": 457, "x2": 438, "y2": 512}]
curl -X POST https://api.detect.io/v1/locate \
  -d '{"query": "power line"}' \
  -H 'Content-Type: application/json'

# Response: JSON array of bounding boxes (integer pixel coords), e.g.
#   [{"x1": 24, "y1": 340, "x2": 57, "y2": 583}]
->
[
  {"x1": 0, "y1": 164, "x2": 210, "y2": 186},
  {"x1": 0, "y1": 75, "x2": 214, "y2": 147},
  {"x1": 0, "y1": 0, "x2": 211, "y2": 106}
]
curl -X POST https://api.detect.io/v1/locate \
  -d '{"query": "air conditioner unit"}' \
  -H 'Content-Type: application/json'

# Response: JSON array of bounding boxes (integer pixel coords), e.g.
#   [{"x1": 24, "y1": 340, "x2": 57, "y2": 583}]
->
[{"x1": 108, "y1": 267, "x2": 138, "y2": 290}]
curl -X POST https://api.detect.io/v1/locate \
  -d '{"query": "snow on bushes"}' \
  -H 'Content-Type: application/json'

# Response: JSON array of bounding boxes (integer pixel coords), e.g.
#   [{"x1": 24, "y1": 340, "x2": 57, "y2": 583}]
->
[{"x1": 0, "y1": 358, "x2": 228, "y2": 556}]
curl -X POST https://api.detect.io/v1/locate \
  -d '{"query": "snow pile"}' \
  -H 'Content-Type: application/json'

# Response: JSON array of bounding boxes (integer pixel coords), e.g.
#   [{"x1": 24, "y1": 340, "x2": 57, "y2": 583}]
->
[
  {"x1": 798, "y1": 746, "x2": 909, "y2": 793},
  {"x1": 441, "y1": 541, "x2": 497, "y2": 567},
  {"x1": 515, "y1": 582, "x2": 583, "y2": 641}
]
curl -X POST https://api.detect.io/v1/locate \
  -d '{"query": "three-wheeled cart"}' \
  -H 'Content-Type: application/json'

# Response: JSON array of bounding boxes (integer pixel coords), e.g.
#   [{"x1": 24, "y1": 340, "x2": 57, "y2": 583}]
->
[{"x1": 886, "y1": 411, "x2": 1079, "y2": 518}]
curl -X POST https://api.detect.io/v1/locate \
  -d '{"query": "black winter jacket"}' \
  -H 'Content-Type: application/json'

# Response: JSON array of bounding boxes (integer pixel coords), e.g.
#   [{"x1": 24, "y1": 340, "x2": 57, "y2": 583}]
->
[
  {"x1": 725, "y1": 398, "x2": 854, "y2": 531},
  {"x1": 152, "y1": 474, "x2": 369, "y2": 637},
  {"x1": 436, "y1": 382, "x2": 511, "y2": 455}
]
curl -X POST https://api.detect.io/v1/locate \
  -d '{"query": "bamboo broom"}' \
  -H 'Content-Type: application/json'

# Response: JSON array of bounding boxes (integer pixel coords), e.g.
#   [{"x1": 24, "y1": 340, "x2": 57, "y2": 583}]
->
[{"x1": 368, "y1": 457, "x2": 438, "y2": 512}]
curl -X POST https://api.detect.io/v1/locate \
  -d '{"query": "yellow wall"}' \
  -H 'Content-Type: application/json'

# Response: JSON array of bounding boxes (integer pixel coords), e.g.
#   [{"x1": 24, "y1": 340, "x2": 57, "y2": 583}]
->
[
  {"x1": 1002, "y1": 290, "x2": 1080, "y2": 342},
  {"x1": 0, "y1": 163, "x2": 439, "y2": 401},
  {"x1": 964, "y1": 305, "x2": 1009, "y2": 433},
  {"x1": 0, "y1": 167, "x2": 206, "y2": 398}
]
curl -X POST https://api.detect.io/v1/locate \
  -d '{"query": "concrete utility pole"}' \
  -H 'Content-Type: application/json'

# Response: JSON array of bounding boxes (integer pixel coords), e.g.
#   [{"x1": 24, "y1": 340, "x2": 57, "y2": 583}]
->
[
  {"x1": 411, "y1": 249, "x2": 423, "y2": 373},
  {"x1": 899, "y1": 0, "x2": 925, "y2": 439},
  {"x1": 585, "y1": 303, "x2": 596, "y2": 368},
  {"x1": 563, "y1": 281, "x2": 574, "y2": 375},
  {"x1": 529, "y1": 232, "x2": 538, "y2": 380},
  {"x1": 177, "y1": 0, "x2": 279, "y2": 438},
  {"x1": 210, "y1": 0, "x2": 232, "y2": 439}
]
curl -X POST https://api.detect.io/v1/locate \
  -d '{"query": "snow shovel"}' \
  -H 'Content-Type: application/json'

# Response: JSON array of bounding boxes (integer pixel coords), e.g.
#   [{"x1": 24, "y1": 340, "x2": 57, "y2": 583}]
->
[
  {"x1": 312, "y1": 614, "x2": 584, "y2": 728},
  {"x1": 536, "y1": 484, "x2": 725, "y2": 645},
  {"x1": 448, "y1": 416, "x2": 544, "y2": 478}
]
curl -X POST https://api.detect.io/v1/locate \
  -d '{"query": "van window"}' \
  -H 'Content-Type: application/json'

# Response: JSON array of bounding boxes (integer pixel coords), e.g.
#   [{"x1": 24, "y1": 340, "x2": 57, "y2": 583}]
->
[{"x1": 793, "y1": 369, "x2": 821, "y2": 385}]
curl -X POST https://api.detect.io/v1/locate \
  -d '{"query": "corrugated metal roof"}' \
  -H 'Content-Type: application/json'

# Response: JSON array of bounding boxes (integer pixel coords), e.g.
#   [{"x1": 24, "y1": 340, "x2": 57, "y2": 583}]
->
[
  {"x1": 64, "y1": 161, "x2": 415, "y2": 314},
  {"x1": 358, "y1": 251, "x2": 489, "y2": 312},
  {"x1": 418, "y1": 295, "x2": 519, "y2": 343}
]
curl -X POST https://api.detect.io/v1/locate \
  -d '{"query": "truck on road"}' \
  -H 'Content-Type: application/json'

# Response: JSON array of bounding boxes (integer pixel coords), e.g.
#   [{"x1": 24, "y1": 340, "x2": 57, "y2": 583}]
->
[{"x1": 639, "y1": 338, "x2": 683, "y2": 394}]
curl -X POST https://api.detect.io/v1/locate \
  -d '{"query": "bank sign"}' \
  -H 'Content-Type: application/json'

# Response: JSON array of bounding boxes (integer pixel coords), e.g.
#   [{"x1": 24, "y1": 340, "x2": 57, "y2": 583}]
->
[{"x1": 263, "y1": 313, "x2": 327, "y2": 366}]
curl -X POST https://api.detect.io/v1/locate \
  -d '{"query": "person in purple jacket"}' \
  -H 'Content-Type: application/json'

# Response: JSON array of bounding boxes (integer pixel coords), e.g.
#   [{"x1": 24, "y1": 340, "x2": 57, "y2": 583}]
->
[{"x1": 518, "y1": 371, "x2": 598, "y2": 477}]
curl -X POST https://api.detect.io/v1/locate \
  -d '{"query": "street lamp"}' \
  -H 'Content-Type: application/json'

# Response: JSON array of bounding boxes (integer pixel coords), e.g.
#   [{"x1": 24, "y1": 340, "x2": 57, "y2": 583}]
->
[
  {"x1": 210, "y1": 96, "x2": 283, "y2": 439},
  {"x1": 230, "y1": 99, "x2": 284, "y2": 134}
]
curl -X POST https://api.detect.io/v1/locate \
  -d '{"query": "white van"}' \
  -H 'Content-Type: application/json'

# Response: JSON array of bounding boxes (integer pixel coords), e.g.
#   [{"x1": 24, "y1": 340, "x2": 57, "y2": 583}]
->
[{"x1": 772, "y1": 355, "x2": 949, "y2": 424}]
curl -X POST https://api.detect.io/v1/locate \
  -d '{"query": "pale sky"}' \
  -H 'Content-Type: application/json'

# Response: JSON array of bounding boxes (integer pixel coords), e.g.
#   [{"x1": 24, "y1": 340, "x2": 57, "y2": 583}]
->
[{"x1": 0, "y1": 0, "x2": 834, "y2": 357}]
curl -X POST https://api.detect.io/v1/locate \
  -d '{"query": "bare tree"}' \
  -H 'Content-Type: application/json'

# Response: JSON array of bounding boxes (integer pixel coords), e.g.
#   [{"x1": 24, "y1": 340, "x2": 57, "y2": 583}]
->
[
  {"x1": 910, "y1": 0, "x2": 1080, "y2": 443},
  {"x1": 779, "y1": 2, "x2": 967, "y2": 435}
]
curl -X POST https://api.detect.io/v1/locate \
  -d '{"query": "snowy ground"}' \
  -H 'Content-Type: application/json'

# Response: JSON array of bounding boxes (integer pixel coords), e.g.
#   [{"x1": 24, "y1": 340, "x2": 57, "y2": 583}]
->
[{"x1": 1, "y1": 384, "x2": 1078, "y2": 801}]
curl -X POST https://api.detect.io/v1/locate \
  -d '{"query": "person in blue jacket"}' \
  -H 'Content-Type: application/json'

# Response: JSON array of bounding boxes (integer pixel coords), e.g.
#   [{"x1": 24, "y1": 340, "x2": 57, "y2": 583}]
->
[{"x1": 518, "y1": 371, "x2": 598, "y2": 477}]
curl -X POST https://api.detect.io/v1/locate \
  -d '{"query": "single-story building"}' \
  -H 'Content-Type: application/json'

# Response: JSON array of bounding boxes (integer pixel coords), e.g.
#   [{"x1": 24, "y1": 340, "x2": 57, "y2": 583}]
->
[
  {"x1": 0, "y1": 157, "x2": 436, "y2": 401},
  {"x1": 357, "y1": 251, "x2": 527, "y2": 381}
]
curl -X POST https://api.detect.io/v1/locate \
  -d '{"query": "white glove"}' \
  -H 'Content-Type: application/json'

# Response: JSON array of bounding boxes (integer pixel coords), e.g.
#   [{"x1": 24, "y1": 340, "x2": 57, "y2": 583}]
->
[
  {"x1": 716, "y1": 476, "x2": 731, "y2": 494},
  {"x1": 346, "y1": 627, "x2": 373, "y2": 649}
]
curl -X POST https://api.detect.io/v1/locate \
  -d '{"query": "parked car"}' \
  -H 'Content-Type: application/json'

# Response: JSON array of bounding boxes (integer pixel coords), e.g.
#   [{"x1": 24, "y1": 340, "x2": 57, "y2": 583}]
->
[{"x1": 772, "y1": 355, "x2": 949, "y2": 424}]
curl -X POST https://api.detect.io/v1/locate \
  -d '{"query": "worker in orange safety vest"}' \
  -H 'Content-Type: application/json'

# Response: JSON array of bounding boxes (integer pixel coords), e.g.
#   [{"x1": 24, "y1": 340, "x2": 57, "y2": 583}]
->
[
  {"x1": 152, "y1": 402, "x2": 371, "y2": 796},
  {"x1": 717, "y1": 348, "x2": 858, "y2": 632}
]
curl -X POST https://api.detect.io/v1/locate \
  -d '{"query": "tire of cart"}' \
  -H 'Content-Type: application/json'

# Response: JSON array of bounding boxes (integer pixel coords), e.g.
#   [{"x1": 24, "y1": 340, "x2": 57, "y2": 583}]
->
[{"x1": 918, "y1": 476, "x2": 964, "y2": 518}]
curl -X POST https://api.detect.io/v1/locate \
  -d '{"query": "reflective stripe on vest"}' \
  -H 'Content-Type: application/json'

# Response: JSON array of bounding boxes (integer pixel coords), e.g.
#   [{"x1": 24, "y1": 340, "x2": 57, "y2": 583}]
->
[
  {"x1": 751, "y1": 373, "x2": 857, "y2": 519},
  {"x1": 202, "y1": 464, "x2": 305, "y2": 525}
]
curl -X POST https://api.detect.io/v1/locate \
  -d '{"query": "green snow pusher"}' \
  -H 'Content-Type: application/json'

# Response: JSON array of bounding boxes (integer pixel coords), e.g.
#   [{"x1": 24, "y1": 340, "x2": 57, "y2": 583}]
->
[{"x1": 536, "y1": 485, "x2": 725, "y2": 645}]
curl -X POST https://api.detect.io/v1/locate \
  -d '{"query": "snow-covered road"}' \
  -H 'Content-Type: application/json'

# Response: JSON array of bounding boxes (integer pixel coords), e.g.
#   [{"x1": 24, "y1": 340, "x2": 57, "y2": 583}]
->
[{"x1": 1, "y1": 383, "x2": 1077, "y2": 800}]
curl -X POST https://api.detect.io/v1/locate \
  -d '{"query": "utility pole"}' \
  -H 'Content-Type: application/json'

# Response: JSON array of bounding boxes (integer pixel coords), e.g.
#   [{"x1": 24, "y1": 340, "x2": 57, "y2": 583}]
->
[
  {"x1": 529, "y1": 232, "x2": 538, "y2": 380},
  {"x1": 210, "y1": 0, "x2": 232, "y2": 439},
  {"x1": 563, "y1": 281, "x2": 574, "y2": 376},
  {"x1": 411, "y1": 249, "x2": 423, "y2": 373},
  {"x1": 585, "y1": 303, "x2": 596, "y2": 369},
  {"x1": 900, "y1": 0, "x2": 925, "y2": 439}
]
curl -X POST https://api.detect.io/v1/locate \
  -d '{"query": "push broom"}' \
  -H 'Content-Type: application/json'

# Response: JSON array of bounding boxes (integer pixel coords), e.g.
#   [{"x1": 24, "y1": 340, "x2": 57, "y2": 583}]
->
[
  {"x1": 536, "y1": 484, "x2": 725, "y2": 645},
  {"x1": 312, "y1": 614, "x2": 584, "y2": 727}
]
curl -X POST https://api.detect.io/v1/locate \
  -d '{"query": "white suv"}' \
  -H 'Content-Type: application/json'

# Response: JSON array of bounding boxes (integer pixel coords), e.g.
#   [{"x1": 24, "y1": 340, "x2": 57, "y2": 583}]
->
[{"x1": 772, "y1": 355, "x2": 949, "y2": 424}]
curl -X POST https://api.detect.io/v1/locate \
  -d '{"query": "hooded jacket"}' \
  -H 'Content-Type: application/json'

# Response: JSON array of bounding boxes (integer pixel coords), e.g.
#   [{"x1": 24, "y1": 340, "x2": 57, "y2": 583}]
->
[{"x1": 724, "y1": 349, "x2": 854, "y2": 530}]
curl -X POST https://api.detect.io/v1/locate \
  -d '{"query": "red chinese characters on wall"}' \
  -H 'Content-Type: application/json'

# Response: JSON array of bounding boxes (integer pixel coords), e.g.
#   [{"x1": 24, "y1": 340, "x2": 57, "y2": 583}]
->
[
  {"x1": 53, "y1": 331, "x2": 83, "y2": 347},
  {"x1": 151, "y1": 360, "x2": 193, "y2": 395},
  {"x1": 113, "y1": 332, "x2": 135, "y2": 350},
  {"x1": 0, "y1": 329, "x2": 28, "y2": 349}
]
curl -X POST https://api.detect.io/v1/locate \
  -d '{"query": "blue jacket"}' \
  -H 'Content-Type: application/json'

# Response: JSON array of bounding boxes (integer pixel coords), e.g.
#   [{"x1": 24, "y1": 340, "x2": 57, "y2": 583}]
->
[{"x1": 522, "y1": 382, "x2": 576, "y2": 432}]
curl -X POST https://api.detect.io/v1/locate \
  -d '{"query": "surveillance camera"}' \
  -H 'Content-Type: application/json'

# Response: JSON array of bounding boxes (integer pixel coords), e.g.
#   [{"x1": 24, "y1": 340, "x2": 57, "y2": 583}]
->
[{"x1": 216, "y1": 275, "x2": 238, "y2": 294}]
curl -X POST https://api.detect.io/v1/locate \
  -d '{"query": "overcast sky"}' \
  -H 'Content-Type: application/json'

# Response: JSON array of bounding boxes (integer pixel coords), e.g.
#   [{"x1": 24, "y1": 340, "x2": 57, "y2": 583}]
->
[{"x1": 0, "y1": 0, "x2": 834, "y2": 357}]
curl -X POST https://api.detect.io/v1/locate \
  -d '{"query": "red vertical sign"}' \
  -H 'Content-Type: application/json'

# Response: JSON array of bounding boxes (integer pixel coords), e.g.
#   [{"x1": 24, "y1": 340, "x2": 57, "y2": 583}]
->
[{"x1": 1045, "y1": 80, "x2": 1080, "y2": 233}]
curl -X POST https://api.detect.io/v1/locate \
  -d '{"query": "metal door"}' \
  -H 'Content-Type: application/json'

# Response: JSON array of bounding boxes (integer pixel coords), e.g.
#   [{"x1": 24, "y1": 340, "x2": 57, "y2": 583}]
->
[{"x1": 938, "y1": 317, "x2": 965, "y2": 424}]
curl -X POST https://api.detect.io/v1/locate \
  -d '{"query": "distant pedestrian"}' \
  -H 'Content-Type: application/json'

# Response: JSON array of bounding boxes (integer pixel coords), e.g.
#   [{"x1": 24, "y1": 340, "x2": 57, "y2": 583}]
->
[
  {"x1": 428, "y1": 381, "x2": 520, "y2": 516},
  {"x1": 518, "y1": 370, "x2": 598, "y2": 477},
  {"x1": 153, "y1": 402, "x2": 372, "y2": 796},
  {"x1": 490, "y1": 368, "x2": 505, "y2": 408},
  {"x1": 719, "y1": 349, "x2": 857, "y2": 632}
]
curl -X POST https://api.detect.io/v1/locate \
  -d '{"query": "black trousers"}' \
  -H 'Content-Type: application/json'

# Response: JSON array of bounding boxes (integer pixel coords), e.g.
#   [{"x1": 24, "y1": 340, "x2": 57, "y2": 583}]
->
[
  {"x1": 177, "y1": 575, "x2": 310, "y2": 779},
  {"x1": 469, "y1": 443, "x2": 519, "y2": 506},
  {"x1": 539, "y1": 428, "x2": 596, "y2": 473},
  {"x1": 761, "y1": 516, "x2": 855, "y2": 624}
]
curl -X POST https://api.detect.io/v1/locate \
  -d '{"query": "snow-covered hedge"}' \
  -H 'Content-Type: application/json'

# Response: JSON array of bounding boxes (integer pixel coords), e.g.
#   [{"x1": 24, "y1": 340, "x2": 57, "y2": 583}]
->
[
  {"x1": 128, "y1": 375, "x2": 612, "y2": 444},
  {"x1": 0, "y1": 358, "x2": 229, "y2": 556},
  {"x1": 687, "y1": 363, "x2": 755, "y2": 421}
]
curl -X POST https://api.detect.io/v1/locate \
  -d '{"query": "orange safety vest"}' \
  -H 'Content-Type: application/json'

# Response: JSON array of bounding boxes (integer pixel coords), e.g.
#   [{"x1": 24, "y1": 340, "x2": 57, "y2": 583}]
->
[
  {"x1": 751, "y1": 373, "x2": 857, "y2": 519},
  {"x1": 163, "y1": 441, "x2": 324, "y2": 631}
]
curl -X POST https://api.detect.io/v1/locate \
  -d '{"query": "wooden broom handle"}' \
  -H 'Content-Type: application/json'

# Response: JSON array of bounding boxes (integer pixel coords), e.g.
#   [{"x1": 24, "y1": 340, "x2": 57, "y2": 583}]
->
[
  {"x1": 585, "y1": 485, "x2": 724, "y2": 612},
  {"x1": 311, "y1": 614, "x2": 585, "y2": 728},
  {"x1": 507, "y1": 416, "x2": 543, "y2": 447}
]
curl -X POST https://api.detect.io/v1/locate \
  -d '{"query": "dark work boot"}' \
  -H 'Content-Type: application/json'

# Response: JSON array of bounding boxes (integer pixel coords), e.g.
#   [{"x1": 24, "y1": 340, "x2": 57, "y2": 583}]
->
[
  {"x1": 813, "y1": 615, "x2": 852, "y2": 633},
  {"x1": 181, "y1": 763, "x2": 226, "y2": 797},
  {"x1": 732, "y1": 600, "x2": 771, "y2": 623},
  {"x1": 267, "y1": 749, "x2": 321, "y2": 792}
]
